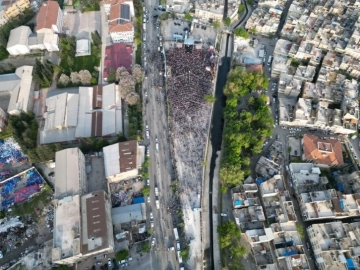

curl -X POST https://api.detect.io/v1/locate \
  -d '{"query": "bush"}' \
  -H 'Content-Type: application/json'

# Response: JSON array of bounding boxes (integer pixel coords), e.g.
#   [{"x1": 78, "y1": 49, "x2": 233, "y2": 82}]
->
[
  {"x1": 234, "y1": 28, "x2": 250, "y2": 39},
  {"x1": 141, "y1": 243, "x2": 151, "y2": 252},
  {"x1": 204, "y1": 94, "x2": 216, "y2": 103},
  {"x1": 224, "y1": 17, "x2": 231, "y2": 26},
  {"x1": 180, "y1": 248, "x2": 190, "y2": 260},
  {"x1": 184, "y1": 12, "x2": 193, "y2": 21},
  {"x1": 115, "y1": 249, "x2": 129, "y2": 261},
  {"x1": 238, "y1": 3, "x2": 245, "y2": 13},
  {"x1": 218, "y1": 222, "x2": 241, "y2": 249},
  {"x1": 142, "y1": 186, "x2": 150, "y2": 196}
]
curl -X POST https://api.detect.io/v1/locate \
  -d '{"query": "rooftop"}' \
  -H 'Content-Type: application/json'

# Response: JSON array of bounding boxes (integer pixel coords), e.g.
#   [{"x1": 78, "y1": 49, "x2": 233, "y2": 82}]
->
[
  {"x1": 111, "y1": 203, "x2": 146, "y2": 224},
  {"x1": 35, "y1": 1, "x2": 60, "y2": 32}
]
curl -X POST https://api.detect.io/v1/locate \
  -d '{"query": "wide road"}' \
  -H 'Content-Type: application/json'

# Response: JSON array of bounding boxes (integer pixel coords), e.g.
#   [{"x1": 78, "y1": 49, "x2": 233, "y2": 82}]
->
[{"x1": 141, "y1": 1, "x2": 178, "y2": 270}]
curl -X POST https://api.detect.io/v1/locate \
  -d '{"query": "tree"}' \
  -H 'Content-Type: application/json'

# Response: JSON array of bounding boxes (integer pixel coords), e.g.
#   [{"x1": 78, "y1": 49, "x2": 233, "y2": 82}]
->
[
  {"x1": 56, "y1": 265, "x2": 70, "y2": 270},
  {"x1": 125, "y1": 91, "x2": 140, "y2": 105},
  {"x1": 70, "y1": 72, "x2": 81, "y2": 85},
  {"x1": 180, "y1": 248, "x2": 190, "y2": 261},
  {"x1": 296, "y1": 223, "x2": 304, "y2": 238},
  {"x1": 91, "y1": 30, "x2": 102, "y2": 46},
  {"x1": 115, "y1": 249, "x2": 129, "y2": 261},
  {"x1": 234, "y1": 28, "x2": 250, "y2": 39},
  {"x1": 217, "y1": 222, "x2": 241, "y2": 249},
  {"x1": 212, "y1": 20, "x2": 221, "y2": 29},
  {"x1": 132, "y1": 64, "x2": 144, "y2": 83},
  {"x1": 58, "y1": 73, "x2": 70, "y2": 86},
  {"x1": 142, "y1": 186, "x2": 150, "y2": 196},
  {"x1": 238, "y1": 3, "x2": 245, "y2": 13},
  {"x1": 230, "y1": 245, "x2": 247, "y2": 258},
  {"x1": 204, "y1": 94, "x2": 216, "y2": 103},
  {"x1": 247, "y1": 0, "x2": 253, "y2": 4},
  {"x1": 107, "y1": 67, "x2": 116, "y2": 83},
  {"x1": 184, "y1": 12, "x2": 193, "y2": 21},
  {"x1": 225, "y1": 17, "x2": 231, "y2": 26},
  {"x1": 141, "y1": 243, "x2": 151, "y2": 252},
  {"x1": 79, "y1": 70, "x2": 92, "y2": 85}
]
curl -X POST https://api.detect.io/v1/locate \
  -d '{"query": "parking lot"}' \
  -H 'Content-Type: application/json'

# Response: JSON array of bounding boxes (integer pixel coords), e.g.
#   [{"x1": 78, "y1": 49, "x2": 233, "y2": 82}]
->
[{"x1": 63, "y1": 11, "x2": 101, "y2": 39}]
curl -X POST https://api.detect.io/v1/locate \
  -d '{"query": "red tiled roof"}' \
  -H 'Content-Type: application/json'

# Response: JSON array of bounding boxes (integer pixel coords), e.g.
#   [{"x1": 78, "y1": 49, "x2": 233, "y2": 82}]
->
[
  {"x1": 303, "y1": 134, "x2": 344, "y2": 166},
  {"x1": 103, "y1": 44, "x2": 133, "y2": 78},
  {"x1": 109, "y1": 21, "x2": 133, "y2": 33},
  {"x1": 35, "y1": 1, "x2": 60, "y2": 32}
]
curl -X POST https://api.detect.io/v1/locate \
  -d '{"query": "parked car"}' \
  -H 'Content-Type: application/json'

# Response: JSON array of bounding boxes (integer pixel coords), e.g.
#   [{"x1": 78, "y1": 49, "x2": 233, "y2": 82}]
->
[
  {"x1": 147, "y1": 196, "x2": 150, "y2": 203},
  {"x1": 168, "y1": 247, "x2": 175, "y2": 251},
  {"x1": 151, "y1": 238, "x2": 156, "y2": 246},
  {"x1": 108, "y1": 258, "x2": 112, "y2": 267},
  {"x1": 150, "y1": 211, "x2": 153, "y2": 219},
  {"x1": 150, "y1": 221, "x2": 154, "y2": 228}
]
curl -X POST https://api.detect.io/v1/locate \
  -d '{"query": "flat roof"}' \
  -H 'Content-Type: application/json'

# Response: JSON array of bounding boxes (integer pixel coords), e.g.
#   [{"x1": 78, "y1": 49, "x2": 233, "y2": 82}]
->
[
  {"x1": 54, "y1": 148, "x2": 84, "y2": 199},
  {"x1": 111, "y1": 203, "x2": 146, "y2": 224},
  {"x1": 53, "y1": 195, "x2": 81, "y2": 261}
]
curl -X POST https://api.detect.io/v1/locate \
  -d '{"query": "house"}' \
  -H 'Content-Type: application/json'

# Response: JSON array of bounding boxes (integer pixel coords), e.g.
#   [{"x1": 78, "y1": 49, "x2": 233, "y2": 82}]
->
[
  {"x1": 103, "y1": 43, "x2": 133, "y2": 80},
  {"x1": 302, "y1": 134, "x2": 344, "y2": 167},
  {"x1": 4, "y1": 0, "x2": 30, "y2": 20},
  {"x1": 35, "y1": 1, "x2": 63, "y2": 34},
  {"x1": 6, "y1": 26, "x2": 31, "y2": 55},
  {"x1": 108, "y1": 0, "x2": 134, "y2": 43},
  {"x1": 0, "y1": 66, "x2": 34, "y2": 115},
  {"x1": 103, "y1": 140, "x2": 145, "y2": 183}
]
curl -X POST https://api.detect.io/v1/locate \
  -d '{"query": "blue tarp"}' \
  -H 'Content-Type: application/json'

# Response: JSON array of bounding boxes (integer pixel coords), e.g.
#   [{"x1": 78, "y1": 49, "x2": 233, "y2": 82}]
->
[
  {"x1": 283, "y1": 251, "x2": 298, "y2": 257},
  {"x1": 2, "y1": 197, "x2": 14, "y2": 207},
  {"x1": 235, "y1": 200, "x2": 243, "y2": 206},
  {"x1": 337, "y1": 182, "x2": 345, "y2": 193},
  {"x1": 1, "y1": 176, "x2": 21, "y2": 196},
  {"x1": 347, "y1": 258, "x2": 355, "y2": 270},
  {"x1": 256, "y1": 178, "x2": 264, "y2": 186},
  {"x1": 26, "y1": 170, "x2": 43, "y2": 186},
  {"x1": 133, "y1": 197, "x2": 145, "y2": 204},
  {"x1": 340, "y1": 200, "x2": 345, "y2": 210}
]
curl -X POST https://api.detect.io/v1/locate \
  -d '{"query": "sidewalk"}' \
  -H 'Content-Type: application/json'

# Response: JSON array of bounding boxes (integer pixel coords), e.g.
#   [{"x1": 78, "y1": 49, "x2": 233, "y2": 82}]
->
[{"x1": 212, "y1": 150, "x2": 221, "y2": 270}]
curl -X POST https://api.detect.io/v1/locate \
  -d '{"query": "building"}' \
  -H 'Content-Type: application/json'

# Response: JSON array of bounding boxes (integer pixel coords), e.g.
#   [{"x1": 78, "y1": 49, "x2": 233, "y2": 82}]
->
[
  {"x1": 52, "y1": 191, "x2": 114, "y2": 265},
  {"x1": 231, "y1": 184, "x2": 260, "y2": 209},
  {"x1": 75, "y1": 39, "x2": 91, "y2": 57},
  {"x1": 40, "y1": 84, "x2": 123, "y2": 144},
  {"x1": 108, "y1": 0, "x2": 134, "y2": 43},
  {"x1": 54, "y1": 148, "x2": 87, "y2": 200},
  {"x1": 6, "y1": 26, "x2": 31, "y2": 55},
  {"x1": 4, "y1": 0, "x2": 30, "y2": 20},
  {"x1": 307, "y1": 221, "x2": 360, "y2": 270},
  {"x1": 0, "y1": 10, "x2": 8, "y2": 26},
  {"x1": 302, "y1": 134, "x2": 344, "y2": 167},
  {"x1": 0, "y1": 66, "x2": 34, "y2": 115},
  {"x1": 103, "y1": 43, "x2": 133, "y2": 81},
  {"x1": 111, "y1": 203, "x2": 146, "y2": 224},
  {"x1": 103, "y1": 140, "x2": 145, "y2": 183},
  {"x1": 35, "y1": 1, "x2": 63, "y2": 34}
]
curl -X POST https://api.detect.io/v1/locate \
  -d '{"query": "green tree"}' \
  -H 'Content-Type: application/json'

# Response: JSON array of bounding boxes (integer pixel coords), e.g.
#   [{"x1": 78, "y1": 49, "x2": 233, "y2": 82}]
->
[
  {"x1": 296, "y1": 223, "x2": 304, "y2": 238},
  {"x1": 141, "y1": 243, "x2": 151, "y2": 252},
  {"x1": 247, "y1": 0, "x2": 253, "y2": 4},
  {"x1": 107, "y1": 68, "x2": 116, "y2": 83},
  {"x1": 230, "y1": 245, "x2": 247, "y2": 258},
  {"x1": 180, "y1": 248, "x2": 190, "y2": 261},
  {"x1": 224, "y1": 17, "x2": 231, "y2": 26},
  {"x1": 217, "y1": 222, "x2": 241, "y2": 249},
  {"x1": 184, "y1": 12, "x2": 193, "y2": 21},
  {"x1": 238, "y1": 3, "x2": 245, "y2": 13},
  {"x1": 234, "y1": 28, "x2": 250, "y2": 39},
  {"x1": 212, "y1": 20, "x2": 221, "y2": 29},
  {"x1": 204, "y1": 94, "x2": 216, "y2": 103},
  {"x1": 142, "y1": 186, "x2": 150, "y2": 196},
  {"x1": 56, "y1": 266, "x2": 70, "y2": 270},
  {"x1": 115, "y1": 249, "x2": 129, "y2": 261}
]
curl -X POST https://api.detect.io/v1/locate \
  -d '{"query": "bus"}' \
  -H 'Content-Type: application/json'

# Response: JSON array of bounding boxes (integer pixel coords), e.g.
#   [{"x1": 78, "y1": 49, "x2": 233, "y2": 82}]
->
[{"x1": 173, "y1": 228, "x2": 179, "y2": 241}]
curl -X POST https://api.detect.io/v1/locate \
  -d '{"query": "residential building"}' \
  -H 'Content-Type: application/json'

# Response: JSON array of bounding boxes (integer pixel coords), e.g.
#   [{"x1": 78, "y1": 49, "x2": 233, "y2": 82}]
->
[
  {"x1": 231, "y1": 184, "x2": 260, "y2": 209},
  {"x1": 103, "y1": 43, "x2": 133, "y2": 81},
  {"x1": 259, "y1": 175, "x2": 286, "y2": 198},
  {"x1": 35, "y1": 1, "x2": 63, "y2": 34},
  {"x1": 307, "y1": 221, "x2": 360, "y2": 270},
  {"x1": 0, "y1": 66, "x2": 34, "y2": 115},
  {"x1": 108, "y1": 0, "x2": 134, "y2": 43},
  {"x1": 40, "y1": 84, "x2": 123, "y2": 144},
  {"x1": 103, "y1": 0, "x2": 118, "y2": 15},
  {"x1": 233, "y1": 206, "x2": 266, "y2": 229},
  {"x1": 245, "y1": 228, "x2": 275, "y2": 246},
  {"x1": 278, "y1": 73, "x2": 302, "y2": 98},
  {"x1": 0, "y1": 10, "x2": 8, "y2": 26},
  {"x1": 54, "y1": 148, "x2": 87, "y2": 200},
  {"x1": 5, "y1": 0, "x2": 30, "y2": 20},
  {"x1": 194, "y1": 3, "x2": 224, "y2": 21},
  {"x1": 103, "y1": 140, "x2": 145, "y2": 183},
  {"x1": 6, "y1": 26, "x2": 31, "y2": 55},
  {"x1": 273, "y1": 39, "x2": 293, "y2": 58},
  {"x1": 302, "y1": 134, "x2": 344, "y2": 167}
]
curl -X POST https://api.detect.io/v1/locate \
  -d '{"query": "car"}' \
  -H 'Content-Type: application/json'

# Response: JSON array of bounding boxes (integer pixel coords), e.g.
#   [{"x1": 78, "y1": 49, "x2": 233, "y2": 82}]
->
[
  {"x1": 220, "y1": 213, "x2": 227, "y2": 217},
  {"x1": 146, "y1": 130, "x2": 150, "y2": 139},
  {"x1": 150, "y1": 221, "x2": 154, "y2": 227},
  {"x1": 146, "y1": 124, "x2": 149, "y2": 130},
  {"x1": 155, "y1": 137, "x2": 158, "y2": 143},
  {"x1": 146, "y1": 149, "x2": 150, "y2": 157},
  {"x1": 0, "y1": 251, "x2": 2, "y2": 259},
  {"x1": 108, "y1": 258, "x2": 112, "y2": 267},
  {"x1": 147, "y1": 179, "x2": 150, "y2": 185},
  {"x1": 151, "y1": 238, "x2": 156, "y2": 246},
  {"x1": 96, "y1": 261, "x2": 103, "y2": 265},
  {"x1": 145, "y1": 91, "x2": 148, "y2": 97},
  {"x1": 168, "y1": 247, "x2": 175, "y2": 251},
  {"x1": 150, "y1": 211, "x2": 153, "y2": 219},
  {"x1": 48, "y1": 172, "x2": 55, "y2": 177},
  {"x1": 147, "y1": 196, "x2": 150, "y2": 203},
  {"x1": 276, "y1": 135, "x2": 280, "y2": 140}
]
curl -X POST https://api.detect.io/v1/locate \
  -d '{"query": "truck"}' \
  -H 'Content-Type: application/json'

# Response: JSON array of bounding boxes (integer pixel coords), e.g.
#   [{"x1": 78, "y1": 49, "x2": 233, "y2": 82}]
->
[
  {"x1": 155, "y1": 200, "x2": 160, "y2": 209},
  {"x1": 173, "y1": 228, "x2": 179, "y2": 241},
  {"x1": 155, "y1": 187, "x2": 159, "y2": 196}
]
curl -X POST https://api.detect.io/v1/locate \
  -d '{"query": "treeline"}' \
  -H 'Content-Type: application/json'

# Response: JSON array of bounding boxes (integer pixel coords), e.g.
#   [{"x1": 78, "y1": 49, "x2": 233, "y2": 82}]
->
[
  {"x1": 7, "y1": 112, "x2": 61, "y2": 162},
  {"x1": 220, "y1": 67, "x2": 271, "y2": 189},
  {"x1": 33, "y1": 59, "x2": 54, "y2": 88}
]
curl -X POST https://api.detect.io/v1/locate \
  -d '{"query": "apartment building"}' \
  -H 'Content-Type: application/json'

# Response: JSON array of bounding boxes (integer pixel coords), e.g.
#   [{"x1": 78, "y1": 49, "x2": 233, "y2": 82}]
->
[
  {"x1": 233, "y1": 205, "x2": 266, "y2": 229},
  {"x1": 108, "y1": 0, "x2": 134, "y2": 43},
  {"x1": 4, "y1": 0, "x2": 30, "y2": 19},
  {"x1": 245, "y1": 6, "x2": 282, "y2": 36},
  {"x1": 231, "y1": 184, "x2": 260, "y2": 209},
  {"x1": 278, "y1": 73, "x2": 302, "y2": 98},
  {"x1": 307, "y1": 221, "x2": 360, "y2": 270}
]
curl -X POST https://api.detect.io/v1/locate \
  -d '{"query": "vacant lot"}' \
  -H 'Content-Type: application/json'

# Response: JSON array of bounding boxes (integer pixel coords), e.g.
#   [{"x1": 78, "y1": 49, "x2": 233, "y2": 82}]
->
[{"x1": 63, "y1": 11, "x2": 101, "y2": 39}]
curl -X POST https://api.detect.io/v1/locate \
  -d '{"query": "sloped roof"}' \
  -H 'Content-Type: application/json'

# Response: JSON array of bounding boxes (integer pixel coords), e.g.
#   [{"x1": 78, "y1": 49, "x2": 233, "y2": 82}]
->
[
  {"x1": 35, "y1": 1, "x2": 60, "y2": 32},
  {"x1": 6, "y1": 26, "x2": 31, "y2": 48},
  {"x1": 109, "y1": 21, "x2": 133, "y2": 33},
  {"x1": 303, "y1": 134, "x2": 344, "y2": 166},
  {"x1": 103, "y1": 43, "x2": 132, "y2": 78}
]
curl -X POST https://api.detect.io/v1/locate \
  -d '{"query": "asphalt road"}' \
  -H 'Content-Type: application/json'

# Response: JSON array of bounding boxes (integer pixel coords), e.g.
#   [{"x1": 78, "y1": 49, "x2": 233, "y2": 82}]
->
[{"x1": 141, "y1": 2, "x2": 178, "y2": 270}]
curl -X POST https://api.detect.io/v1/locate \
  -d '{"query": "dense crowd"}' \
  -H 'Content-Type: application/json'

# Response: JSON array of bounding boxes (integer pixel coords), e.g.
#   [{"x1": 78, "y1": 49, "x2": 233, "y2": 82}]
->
[{"x1": 166, "y1": 48, "x2": 213, "y2": 193}]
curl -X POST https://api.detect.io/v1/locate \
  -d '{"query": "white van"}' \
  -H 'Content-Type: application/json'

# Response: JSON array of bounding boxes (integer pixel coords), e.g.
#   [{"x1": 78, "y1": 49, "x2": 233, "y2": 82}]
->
[{"x1": 267, "y1": 55, "x2": 272, "y2": 65}]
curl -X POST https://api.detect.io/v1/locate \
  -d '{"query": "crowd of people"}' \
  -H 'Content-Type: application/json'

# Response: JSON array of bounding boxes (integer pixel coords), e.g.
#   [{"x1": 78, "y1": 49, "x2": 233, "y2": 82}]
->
[{"x1": 166, "y1": 48, "x2": 214, "y2": 195}]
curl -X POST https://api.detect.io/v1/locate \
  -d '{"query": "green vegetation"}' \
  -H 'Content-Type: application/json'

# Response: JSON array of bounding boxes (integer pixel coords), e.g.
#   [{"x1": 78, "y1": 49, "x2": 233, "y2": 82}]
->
[
  {"x1": 225, "y1": 17, "x2": 231, "y2": 26},
  {"x1": 184, "y1": 12, "x2": 193, "y2": 21},
  {"x1": 204, "y1": 93, "x2": 216, "y2": 103},
  {"x1": 238, "y1": 3, "x2": 245, "y2": 13},
  {"x1": 234, "y1": 28, "x2": 250, "y2": 39},
  {"x1": 115, "y1": 249, "x2": 129, "y2": 261},
  {"x1": 296, "y1": 223, "x2": 305, "y2": 238},
  {"x1": 128, "y1": 103, "x2": 143, "y2": 140},
  {"x1": 0, "y1": 46, "x2": 9, "y2": 61},
  {"x1": 5, "y1": 112, "x2": 62, "y2": 163},
  {"x1": 247, "y1": 0, "x2": 253, "y2": 4},
  {"x1": 290, "y1": 58, "x2": 301, "y2": 67},
  {"x1": 141, "y1": 243, "x2": 151, "y2": 252},
  {"x1": 212, "y1": 20, "x2": 221, "y2": 29},
  {"x1": 133, "y1": 0, "x2": 143, "y2": 46},
  {"x1": 221, "y1": 67, "x2": 270, "y2": 188},
  {"x1": 56, "y1": 265, "x2": 70, "y2": 270},
  {"x1": 140, "y1": 157, "x2": 150, "y2": 179},
  {"x1": 218, "y1": 221, "x2": 241, "y2": 249},
  {"x1": 12, "y1": 184, "x2": 52, "y2": 218},
  {"x1": 79, "y1": 0, "x2": 100, "y2": 11},
  {"x1": 142, "y1": 186, "x2": 150, "y2": 197},
  {"x1": 0, "y1": 210, "x2": 4, "y2": 219},
  {"x1": 180, "y1": 247, "x2": 190, "y2": 261},
  {"x1": 170, "y1": 179, "x2": 179, "y2": 192},
  {"x1": 230, "y1": 244, "x2": 247, "y2": 258},
  {"x1": 148, "y1": 228, "x2": 153, "y2": 234},
  {"x1": 79, "y1": 137, "x2": 110, "y2": 153},
  {"x1": 0, "y1": 9, "x2": 35, "y2": 48},
  {"x1": 160, "y1": 12, "x2": 169, "y2": 20},
  {"x1": 33, "y1": 58, "x2": 54, "y2": 88},
  {"x1": 136, "y1": 43, "x2": 142, "y2": 65}
]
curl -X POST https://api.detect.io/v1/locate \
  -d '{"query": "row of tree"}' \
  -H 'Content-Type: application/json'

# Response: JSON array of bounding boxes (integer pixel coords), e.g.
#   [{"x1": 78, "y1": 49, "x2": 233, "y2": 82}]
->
[
  {"x1": 220, "y1": 67, "x2": 271, "y2": 188},
  {"x1": 58, "y1": 70, "x2": 95, "y2": 86},
  {"x1": 33, "y1": 59, "x2": 54, "y2": 88}
]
